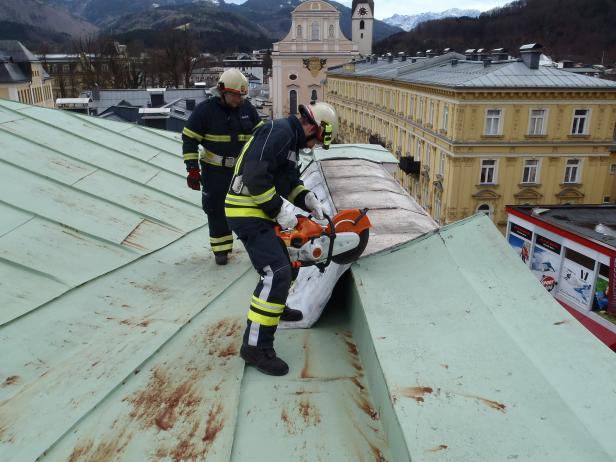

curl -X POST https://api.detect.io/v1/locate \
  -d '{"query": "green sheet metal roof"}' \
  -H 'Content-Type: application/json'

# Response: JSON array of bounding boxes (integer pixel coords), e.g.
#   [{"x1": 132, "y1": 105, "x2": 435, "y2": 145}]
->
[
  {"x1": 313, "y1": 143, "x2": 398, "y2": 165},
  {"x1": 2, "y1": 100, "x2": 616, "y2": 462},
  {"x1": 352, "y1": 214, "x2": 616, "y2": 461}
]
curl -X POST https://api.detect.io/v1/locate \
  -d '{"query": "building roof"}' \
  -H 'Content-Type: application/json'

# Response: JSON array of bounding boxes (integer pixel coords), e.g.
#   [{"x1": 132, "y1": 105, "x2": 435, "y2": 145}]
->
[
  {"x1": 0, "y1": 41, "x2": 38, "y2": 63},
  {"x1": 329, "y1": 53, "x2": 616, "y2": 90},
  {"x1": 2, "y1": 100, "x2": 616, "y2": 461},
  {"x1": 83, "y1": 88, "x2": 212, "y2": 115},
  {"x1": 508, "y1": 205, "x2": 616, "y2": 251}
]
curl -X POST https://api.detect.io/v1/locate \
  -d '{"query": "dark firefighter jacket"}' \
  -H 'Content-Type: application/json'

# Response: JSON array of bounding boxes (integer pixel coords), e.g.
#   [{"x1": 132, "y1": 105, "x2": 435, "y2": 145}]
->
[
  {"x1": 225, "y1": 116, "x2": 311, "y2": 221},
  {"x1": 182, "y1": 91, "x2": 263, "y2": 171}
]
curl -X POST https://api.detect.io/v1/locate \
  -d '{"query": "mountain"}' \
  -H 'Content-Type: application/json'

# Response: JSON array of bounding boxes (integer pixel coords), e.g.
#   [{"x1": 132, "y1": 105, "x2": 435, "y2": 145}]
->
[
  {"x1": 46, "y1": 0, "x2": 403, "y2": 43},
  {"x1": 0, "y1": 0, "x2": 98, "y2": 46},
  {"x1": 383, "y1": 8, "x2": 480, "y2": 31},
  {"x1": 375, "y1": 0, "x2": 616, "y2": 65}
]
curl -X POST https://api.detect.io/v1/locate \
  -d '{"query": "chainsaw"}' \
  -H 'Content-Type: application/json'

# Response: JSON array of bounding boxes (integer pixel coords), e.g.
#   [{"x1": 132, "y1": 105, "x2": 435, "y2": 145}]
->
[{"x1": 275, "y1": 208, "x2": 371, "y2": 272}]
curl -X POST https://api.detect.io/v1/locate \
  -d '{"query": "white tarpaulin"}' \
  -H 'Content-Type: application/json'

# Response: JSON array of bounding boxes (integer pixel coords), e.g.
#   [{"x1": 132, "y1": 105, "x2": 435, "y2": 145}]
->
[{"x1": 281, "y1": 148, "x2": 438, "y2": 328}]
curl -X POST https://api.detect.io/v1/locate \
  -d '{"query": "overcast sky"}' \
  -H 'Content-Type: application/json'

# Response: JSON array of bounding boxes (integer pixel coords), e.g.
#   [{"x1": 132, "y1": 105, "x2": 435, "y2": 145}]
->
[{"x1": 224, "y1": 0, "x2": 512, "y2": 20}]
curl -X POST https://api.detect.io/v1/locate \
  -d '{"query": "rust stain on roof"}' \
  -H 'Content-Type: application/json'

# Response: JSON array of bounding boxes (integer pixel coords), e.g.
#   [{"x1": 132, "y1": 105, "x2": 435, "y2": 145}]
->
[
  {"x1": 298, "y1": 398, "x2": 321, "y2": 426},
  {"x1": 2, "y1": 376, "x2": 19, "y2": 387},
  {"x1": 399, "y1": 386, "x2": 434, "y2": 403},
  {"x1": 202, "y1": 403, "x2": 225, "y2": 444},
  {"x1": 427, "y1": 444, "x2": 449, "y2": 452},
  {"x1": 300, "y1": 331, "x2": 312, "y2": 379},
  {"x1": 67, "y1": 432, "x2": 132, "y2": 462}
]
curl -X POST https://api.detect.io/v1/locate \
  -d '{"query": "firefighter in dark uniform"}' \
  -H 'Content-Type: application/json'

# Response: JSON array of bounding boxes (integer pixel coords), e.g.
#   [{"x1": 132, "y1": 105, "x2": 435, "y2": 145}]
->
[
  {"x1": 182, "y1": 69, "x2": 263, "y2": 265},
  {"x1": 225, "y1": 101, "x2": 338, "y2": 376}
]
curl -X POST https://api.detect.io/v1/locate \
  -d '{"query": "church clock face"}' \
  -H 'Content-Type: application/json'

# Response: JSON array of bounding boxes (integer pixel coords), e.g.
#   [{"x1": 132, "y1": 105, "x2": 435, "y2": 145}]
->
[{"x1": 358, "y1": 6, "x2": 368, "y2": 16}]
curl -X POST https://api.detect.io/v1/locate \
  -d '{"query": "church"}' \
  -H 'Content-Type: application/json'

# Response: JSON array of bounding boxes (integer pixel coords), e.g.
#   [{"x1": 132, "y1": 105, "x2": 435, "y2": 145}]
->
[{"x1": 270, "y1": 0, "x2": 374, "y2": 118}]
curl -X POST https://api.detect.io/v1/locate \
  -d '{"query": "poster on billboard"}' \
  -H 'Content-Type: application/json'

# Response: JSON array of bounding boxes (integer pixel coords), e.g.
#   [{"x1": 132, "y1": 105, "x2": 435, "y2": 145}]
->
[
  {"x1": 559, "y1": 260, "x2": 595, "y2": 309},
  {"x1": 608, "y1": 256, "x2": 616, "y2": 314},
  {"x1": 508, "y1": 233, "x2": 531, "y2": 265},
  {"x1": 531, "y1": 234, "x2": 562, "y2": 292}
]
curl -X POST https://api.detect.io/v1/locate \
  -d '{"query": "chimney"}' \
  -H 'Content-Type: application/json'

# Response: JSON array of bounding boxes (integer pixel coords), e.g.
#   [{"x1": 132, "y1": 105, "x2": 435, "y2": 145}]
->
[
  {"x1": 387, "y1": 53, "x2": 393, "y2": 63},
  {"x1": 451, "y1": 58, "x2": 458, "y2": 66},
  {"x1": 343, "y1": 59, "x2": 356, "y2": 72},
  {"x1": 483, "y1": 57, "x2": 492, "y2": 67},
  {"x1": 491, "y1": 47, "x2": 509, "y2": 61},
  {"x1": 147, "y1": 88, "x2": 166, "y2": 107},
  {"x1": 92, "y1": 86, "x2": 100, "y2": 101},
  {"x1": 372, "y1": 55, "x2": 378, "y2": 64},
  {"x1": 186, "y1": 99, "x2": 196, "y2": 110},
  {"x1": 398, "y1": 51, "x2": 407, "y2": 62},
  {"x1": 465, "y1": 48, "x2": 475, "y2": 61},
  {"x1": 520, "y1": 43, "x2": 542, "y2": 70}
]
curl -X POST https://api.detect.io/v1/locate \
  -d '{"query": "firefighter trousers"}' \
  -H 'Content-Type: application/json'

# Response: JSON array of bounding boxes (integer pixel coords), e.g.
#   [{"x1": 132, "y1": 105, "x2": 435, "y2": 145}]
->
[
  {"x1": 201, "y1": 164, "x2": 234, "y2": 255},
  {"x1": 227, "y1": 217, "x2": 296, "y2": 348}
]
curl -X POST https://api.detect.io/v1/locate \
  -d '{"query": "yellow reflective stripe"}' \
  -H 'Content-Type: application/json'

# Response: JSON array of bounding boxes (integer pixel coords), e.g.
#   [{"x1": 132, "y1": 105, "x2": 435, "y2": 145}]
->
[
  {"x1": 182, "y1": 127, "x2": 203, "y2": 141},
  {"x1": 251, "y1": 295, "x2": 284, "y2": 312},
  {"x1": 210, "y1": 235, "x2": 233, "y2": 244},
  {"x1": 233, "y1": 138, "x2": 254, "y2": 175},
  {"x1": 212, "y1": 243, "x2": 233, "y2": 252},
  {"x1": 251, "y1": 187, "x2": 276, "y2": 205},
  {"x1": 247, "y1": 310, "x2": 280, "y2": 326},
  {"x1": 204, "y1": 134, "x2": 231, "y2": 142},
  {"x1": 225, "y1": 194, "x2": 260, "y2": 206},
  {"x1": 238, "y1": 134, "x2": 253, "y2": 142},
  {"x1": 288, "y1": 185, "x2": 307, "y2": 203},
  {"x1": 254, "y1": 120, "x2": 264, "y2": 130},
  {"x1": 183, "y1": 152, "x2": 199, "y2": 161},
  {"x1": 225, "y1": 207, "x2": 275, "y2": 221}
]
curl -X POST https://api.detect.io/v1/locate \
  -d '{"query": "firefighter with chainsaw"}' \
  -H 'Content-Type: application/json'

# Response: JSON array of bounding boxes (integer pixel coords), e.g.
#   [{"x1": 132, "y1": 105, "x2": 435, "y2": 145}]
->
[
  {"x1": 225, "y1": 101, "x2": 337, "y2": 376},
  {"x1": 182, "y1": 69, "x2": 263, "y2": 265}
]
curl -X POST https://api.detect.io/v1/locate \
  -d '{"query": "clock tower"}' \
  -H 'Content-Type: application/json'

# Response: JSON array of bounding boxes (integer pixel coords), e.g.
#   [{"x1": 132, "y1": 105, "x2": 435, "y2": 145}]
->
[{"x1": 351, "y1": 0, "x2": 374, "y2": 56}]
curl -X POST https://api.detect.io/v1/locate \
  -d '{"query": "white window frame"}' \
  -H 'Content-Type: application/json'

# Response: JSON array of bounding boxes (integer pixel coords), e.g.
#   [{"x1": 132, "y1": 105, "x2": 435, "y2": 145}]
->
[
  {"x1": 428, "y1": 101, "x2": 435, "y2": 126},
  {"x1": 564, "y1": 158, "x2": 582, "y2": 184},
  {"x1": 522, "y1": 158, "x2": 540, "y2": 184},
  {"x1": 418, "y1": 97, "x2": 424, "y2": 121},
  {"x1": 484, "y1": 108, "x2": 502, "y2": 135},
  {"x1": 571, "y1": 108, "x2": 590, "y2": 135},
  {"x1": 311, "y1": 21, "x2": 320, "y2": 41},
  {"x1": 610, "y1": 164, "x2": 616, "y2": 175},
  {"x1": 528, "y1": 108, "x2": 547, "y2": 135},
  {"x1": 480, "y1": 158, "x2": 498, "y2": 184},
  {"x1": 441, "y1": 104, "x2": 449, "y2": 131},
  {"x1": 439, "y1": 151, "x2": 446, "y2": 176}
]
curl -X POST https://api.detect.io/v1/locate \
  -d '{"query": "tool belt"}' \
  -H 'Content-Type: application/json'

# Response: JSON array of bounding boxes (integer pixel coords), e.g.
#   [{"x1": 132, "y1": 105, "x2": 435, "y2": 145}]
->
[{"x1": 202, "y1": 150, "x2": 237, "y2": 168}]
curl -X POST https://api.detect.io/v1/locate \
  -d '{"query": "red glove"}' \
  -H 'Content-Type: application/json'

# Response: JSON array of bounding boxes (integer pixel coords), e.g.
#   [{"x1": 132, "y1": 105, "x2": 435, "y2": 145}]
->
[{"x1": 186, "y1": 168, "x2": 201, "y2": 190}]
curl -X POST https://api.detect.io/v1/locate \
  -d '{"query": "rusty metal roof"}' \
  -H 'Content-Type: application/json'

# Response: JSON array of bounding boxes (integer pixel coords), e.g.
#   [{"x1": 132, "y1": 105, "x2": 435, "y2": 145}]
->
[{"x1": 2, "y1": 100, "x2": 616, "y2": 461}]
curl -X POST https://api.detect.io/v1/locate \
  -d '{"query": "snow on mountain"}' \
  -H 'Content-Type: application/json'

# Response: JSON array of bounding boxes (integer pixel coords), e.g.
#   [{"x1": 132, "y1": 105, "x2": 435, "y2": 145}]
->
[{"x1": 383, "y1": 8, "x2": 480, "y2": 31}]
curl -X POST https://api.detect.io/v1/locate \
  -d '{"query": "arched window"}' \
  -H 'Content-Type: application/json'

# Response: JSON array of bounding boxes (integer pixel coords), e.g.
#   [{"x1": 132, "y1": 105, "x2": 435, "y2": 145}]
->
[
  {"x1": 360, "y1": 20, "x2": 365, "y2": 30},
  {"x1": 328, "y1": 24, "x2": 335, "y2": 38},
  {"x1": 311, "y1": 89, "x2": 318, "y2": 101},
  {"x1": 311, "y1": 22, "x2": 320, "y2": 41},
  {"x1": 477, "y1": 203, "x2": 493, "y2": 219},
  {"x1": 296, "y1": 25, "x2": 302, "y2": 38},
  {"x1": 289, "y1": 89, "x2": 297, "y2": 115}
]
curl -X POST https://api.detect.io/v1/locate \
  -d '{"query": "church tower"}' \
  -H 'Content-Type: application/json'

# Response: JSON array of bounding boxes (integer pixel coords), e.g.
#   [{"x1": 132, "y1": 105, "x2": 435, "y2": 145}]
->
[{"x1": 351, "y1": 0, "x2": 374, "y2": 56}]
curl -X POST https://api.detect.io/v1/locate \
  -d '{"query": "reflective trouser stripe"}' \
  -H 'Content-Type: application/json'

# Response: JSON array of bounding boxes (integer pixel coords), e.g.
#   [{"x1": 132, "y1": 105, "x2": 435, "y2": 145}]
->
[
  {"x1": 251, "y1": 295, "x2": 284, "y2": 313},
  {"x1": 247, "y1": 308, "x2": 280, "y2": 326},
  {"x1": 238, "y1": 134, "x2": 253, "y2": 142},
  {"x1": 210, "y1": 234, "x2": 233, "y2": 253}
]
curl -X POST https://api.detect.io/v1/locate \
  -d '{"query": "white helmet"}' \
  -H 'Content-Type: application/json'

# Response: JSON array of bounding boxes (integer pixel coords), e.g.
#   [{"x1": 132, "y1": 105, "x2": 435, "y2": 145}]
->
[
  {"x1": 217, "y1": 68, "x2": 248, "y2": 96},
  {"x1": 299, "y1": 101, "x2": 338, "y2": 143}
]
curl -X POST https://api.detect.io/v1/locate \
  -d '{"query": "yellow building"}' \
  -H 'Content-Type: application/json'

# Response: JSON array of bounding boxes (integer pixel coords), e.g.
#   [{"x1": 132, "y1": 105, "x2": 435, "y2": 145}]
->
[
  {"x1": 0, "y1": 41, "x2": 54, "y2": 108},
  {"x1": 326, "y1": 45, "x2": 616, "y2": 229}
]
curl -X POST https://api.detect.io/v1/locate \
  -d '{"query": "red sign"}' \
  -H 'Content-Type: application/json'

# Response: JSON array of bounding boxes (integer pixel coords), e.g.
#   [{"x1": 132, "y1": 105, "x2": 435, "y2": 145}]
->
[
  {"x1": 511, "y1": 223, "x2": 532, "y2": 241},
  {"x1": 536, "y1": 234, "x2": 562, "y2": 254},
  {"x1": 609, "y1": 256, "x2": 616, "y2": 314}
]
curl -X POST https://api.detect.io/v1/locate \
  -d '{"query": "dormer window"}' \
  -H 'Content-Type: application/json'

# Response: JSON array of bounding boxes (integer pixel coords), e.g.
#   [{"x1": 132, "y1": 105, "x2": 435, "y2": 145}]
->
[{"x1": 296, "y1": 25, "x2": 302, "y2": 38}]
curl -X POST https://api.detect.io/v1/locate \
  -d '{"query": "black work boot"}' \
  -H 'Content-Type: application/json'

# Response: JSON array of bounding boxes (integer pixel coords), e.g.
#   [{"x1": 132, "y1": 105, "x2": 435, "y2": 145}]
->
[
  {"x1": 240, "y1": 345, "x2": 289, "y2": 376},
  {"x1": 214, "y1": 252, "x2": 228, "y2": 265},
  {"x1": 280, "y1": 306, "x2": 303, "y2": 322}
]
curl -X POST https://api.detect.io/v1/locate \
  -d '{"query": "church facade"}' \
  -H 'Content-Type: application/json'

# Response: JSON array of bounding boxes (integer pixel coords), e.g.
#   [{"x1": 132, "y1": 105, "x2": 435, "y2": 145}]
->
[{"x1": 270, "y1": 0, "x2": 364, "y2": 119}]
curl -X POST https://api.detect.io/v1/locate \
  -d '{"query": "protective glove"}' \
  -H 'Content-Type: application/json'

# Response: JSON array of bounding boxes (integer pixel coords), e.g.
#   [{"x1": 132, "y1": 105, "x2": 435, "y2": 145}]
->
[
  {"x1": 304, "y1": 191, "x2": 324, "y2": 220},
  {"x1": 276, "y1": 198, "x2": 298, "y2": 230},
  {"x1": 186, "y1": 168, "x2": 201, "y2": 190}
]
